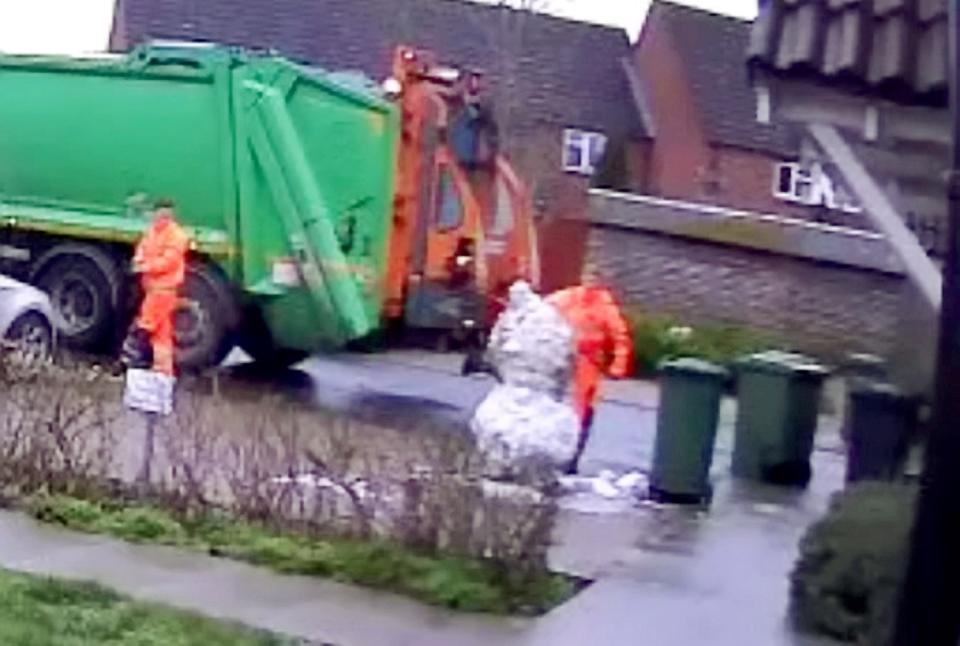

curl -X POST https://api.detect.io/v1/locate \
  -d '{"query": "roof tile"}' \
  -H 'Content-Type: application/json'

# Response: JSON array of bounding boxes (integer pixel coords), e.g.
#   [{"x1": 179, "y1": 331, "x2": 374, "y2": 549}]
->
[
  {"x1": 822, "y1": 8, "x2": 869, "y2": 77},
  {"x1": 749, "y1": 0, "x2": 949, "y2": 108}
]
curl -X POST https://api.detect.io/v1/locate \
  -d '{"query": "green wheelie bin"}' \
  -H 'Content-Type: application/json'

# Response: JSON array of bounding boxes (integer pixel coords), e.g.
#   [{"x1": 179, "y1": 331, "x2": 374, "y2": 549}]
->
[
  {"x1": 650, "y1": 358, "x2": 729, "y2": 505},
  {"x1": 732, "y1": 351, "x2": 829, "y2": 486},
  {"x1": 846, "y1": 381, "x2": 917, "y2": 484}
]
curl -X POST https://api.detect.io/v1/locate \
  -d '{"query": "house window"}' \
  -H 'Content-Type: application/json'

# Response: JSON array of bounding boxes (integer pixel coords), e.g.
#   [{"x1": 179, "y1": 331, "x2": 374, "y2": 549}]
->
[
  {"x1": 563, "y1": 129, "x2": 607, "y2": 176},
  {"x1": 773, "y1": 162, "x2": 862, "y2": 214},
  {"x1": 774, "y1": 163, "x2": 814, "y2": 203}
]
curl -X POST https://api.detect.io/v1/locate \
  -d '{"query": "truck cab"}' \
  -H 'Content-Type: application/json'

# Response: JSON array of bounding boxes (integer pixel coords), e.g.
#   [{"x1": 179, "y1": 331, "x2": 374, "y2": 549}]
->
[{"x1": 383, "y1": 47, "x2": 540, "y2": 339}]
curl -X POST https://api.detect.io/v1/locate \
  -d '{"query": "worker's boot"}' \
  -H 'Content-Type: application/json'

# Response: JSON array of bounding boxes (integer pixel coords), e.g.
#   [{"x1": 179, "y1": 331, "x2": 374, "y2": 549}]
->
[
  {"x1": 120, "y1": 326, "x2": 153, "y2": 371},
  {"x1": 565, "y1": 409, "x2": 595, "y2": 475}
]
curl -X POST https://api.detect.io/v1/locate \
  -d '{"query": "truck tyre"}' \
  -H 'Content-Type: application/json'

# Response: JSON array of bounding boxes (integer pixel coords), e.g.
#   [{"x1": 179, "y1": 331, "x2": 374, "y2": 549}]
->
[
  {"x1": 237, "y1": 310, "x2": 308, "y2": 370},
  {"x1": 176, "y1": 263, "x2": 237, "y2": 372},
  {"x1": 32, "y1": 246, "x2": 121, "y2": 351}
]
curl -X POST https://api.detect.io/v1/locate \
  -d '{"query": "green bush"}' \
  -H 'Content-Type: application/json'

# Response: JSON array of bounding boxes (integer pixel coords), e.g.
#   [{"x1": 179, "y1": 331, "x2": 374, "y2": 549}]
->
[
  {"x1": 791, "y1": 482, "x2": 917, "y2": 644},
  {"x1": 627, "y1": 312, "x2": 773, "y2": 377}
]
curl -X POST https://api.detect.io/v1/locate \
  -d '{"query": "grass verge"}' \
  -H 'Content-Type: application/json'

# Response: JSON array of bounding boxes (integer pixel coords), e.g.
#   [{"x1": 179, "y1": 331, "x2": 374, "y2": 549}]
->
[
  {"x1": 0, "y1": 567, "x2": 293, "y2": 645},
  {"x1": 25, "y1": 494, "x2": 577, "y2": 616}
]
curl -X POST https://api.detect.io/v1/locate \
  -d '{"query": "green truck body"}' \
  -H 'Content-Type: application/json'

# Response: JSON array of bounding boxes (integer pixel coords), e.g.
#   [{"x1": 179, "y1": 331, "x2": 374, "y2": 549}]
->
[{"x1": 0, "y1": 44, "x2": 398, "y2": 364}]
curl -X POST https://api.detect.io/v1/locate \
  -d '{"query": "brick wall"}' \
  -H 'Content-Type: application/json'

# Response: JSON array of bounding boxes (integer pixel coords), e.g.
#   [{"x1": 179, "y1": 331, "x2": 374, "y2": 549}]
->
[
  {"x1": 504, "y1": 125, "x2": 651, "y2": 292},
  {"x1": 584, "y1": 224, "x2": 905, "y2": 360},
  {"x1": 708, "y1": 146, "x2": 871, "y2": 229},
  {"x1": 631, "y1": 17, "x2": 712, "y2": 202},
  {"x1": 502, "y1": 126, "x2": 590, "y2": 290},
  {"x1": 536, "y1": 217, "x2": 590, "y2": 292},
  {"x1": 708, "y1": 146, "x2": 801, "y2": 217},
  {"x1": 505, "y1": 125, "x2": 587, "y2": 220}
]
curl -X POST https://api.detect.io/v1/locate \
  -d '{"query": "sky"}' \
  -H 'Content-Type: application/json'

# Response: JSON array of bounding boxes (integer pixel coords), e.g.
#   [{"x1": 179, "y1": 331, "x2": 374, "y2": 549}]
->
[{"x1": 0, "y1": 0, "x2": 757, "y2": 55}]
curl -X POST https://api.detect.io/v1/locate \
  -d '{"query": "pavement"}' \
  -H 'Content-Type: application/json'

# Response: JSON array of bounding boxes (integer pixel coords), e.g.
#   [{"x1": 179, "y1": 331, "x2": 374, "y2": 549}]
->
[{"x1": 0, "y1": 349, "x2": 848, "y2": 645}]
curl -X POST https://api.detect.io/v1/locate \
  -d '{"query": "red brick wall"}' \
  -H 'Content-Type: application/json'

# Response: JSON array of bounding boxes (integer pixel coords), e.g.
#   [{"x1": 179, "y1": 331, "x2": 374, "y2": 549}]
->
[
  {"x1": 536, "y1": 217, "x2": 590, "y2": 292},
  {"x1": 708, "y1": 146, "x2": 869, "y2": 227},
  {"x1": 625, "y1": 139, "x2": 653, "y2": 194},
  {"x1": 503, "y1": 126, "x2": 583, "y2": 219},
  {"x1": 631, "y1": 13, "x2": 712, "y2": 202},
  {"x1": 707, "y1": 145, "x2": 809, "y2": 218},
  {"x1": 500, "y1": 125, "x2": 593, "y2": 291}
]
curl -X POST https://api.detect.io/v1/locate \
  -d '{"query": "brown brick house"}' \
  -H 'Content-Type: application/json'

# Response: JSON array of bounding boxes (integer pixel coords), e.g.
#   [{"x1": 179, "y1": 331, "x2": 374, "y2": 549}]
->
[
  {"x1": 108, "y1": 0, "x2": 647, "y2": 290},
  {"x1": 628, "y1": 0, "x2": 864, "y2": 228}
]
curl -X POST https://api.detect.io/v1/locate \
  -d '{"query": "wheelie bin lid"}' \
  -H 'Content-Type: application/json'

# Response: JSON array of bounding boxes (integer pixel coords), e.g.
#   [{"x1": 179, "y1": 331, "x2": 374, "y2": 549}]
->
[
  {"x1": 660, "y1": 357, "x2": 729, "y2": 380},
  {"x1": 850, "y1": 380, "x2": 917, "y2": 405},
  {"x1": 737, "y1": 350, "x2": 829, "y2": 378}
]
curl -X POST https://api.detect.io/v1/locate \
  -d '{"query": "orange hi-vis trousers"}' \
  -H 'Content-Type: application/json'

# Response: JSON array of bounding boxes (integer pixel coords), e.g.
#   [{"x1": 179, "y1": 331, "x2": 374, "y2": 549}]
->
[
  {"x1": 136, "y1": 287, "x2": 178, "y2": 376},
  {"x1": 572, "y1": 357, "x2": 603, "y2": 424}
]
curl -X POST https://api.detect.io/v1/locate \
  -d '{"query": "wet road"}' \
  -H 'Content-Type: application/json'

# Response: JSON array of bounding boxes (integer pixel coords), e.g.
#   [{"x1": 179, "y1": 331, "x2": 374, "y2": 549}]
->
[
  {"x1": 219, "y1": 348, "x2": 663, "y2": 474},
  {"x1": 220, "y1": 348, "x2": 842, "y2": 478}
]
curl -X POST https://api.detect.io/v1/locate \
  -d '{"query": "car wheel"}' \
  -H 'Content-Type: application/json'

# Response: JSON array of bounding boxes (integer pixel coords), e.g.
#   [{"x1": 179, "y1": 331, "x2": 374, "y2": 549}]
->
[
  {"x1": 5, "y1": 312, "x2": 53, "y2": 366},
  {"x1": 34, "y1": 251, "x2": 118, "y2": 351}
]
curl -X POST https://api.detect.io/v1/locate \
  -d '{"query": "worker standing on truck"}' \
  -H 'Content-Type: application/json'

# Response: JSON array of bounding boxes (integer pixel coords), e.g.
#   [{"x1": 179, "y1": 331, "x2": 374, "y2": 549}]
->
[
  {"x1": 131, "y1": 199, "x2": 189, "y2": 376},
  {"x1": 546, "y1": 285, "x2": 633, "y2": 474}
]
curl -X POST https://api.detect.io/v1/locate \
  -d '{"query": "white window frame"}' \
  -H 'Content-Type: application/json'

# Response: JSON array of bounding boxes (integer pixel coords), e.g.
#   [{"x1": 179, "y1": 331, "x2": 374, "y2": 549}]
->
[
  {"x1": 755, "y1": 85, "x2": 772, "y2": 125},
  {"x1": 773, "y1": 162, "x2": 862, "y2": 214},
  {"x1": 563, "y1": 129, "x2": 607, "y2": 176}
]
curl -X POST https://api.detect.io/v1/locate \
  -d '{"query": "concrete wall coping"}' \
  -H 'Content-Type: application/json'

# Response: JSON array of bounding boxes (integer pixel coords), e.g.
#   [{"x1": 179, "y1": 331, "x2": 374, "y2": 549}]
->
[{"x1": 587, "y1": 189, "x2": 905, "y2": 276}]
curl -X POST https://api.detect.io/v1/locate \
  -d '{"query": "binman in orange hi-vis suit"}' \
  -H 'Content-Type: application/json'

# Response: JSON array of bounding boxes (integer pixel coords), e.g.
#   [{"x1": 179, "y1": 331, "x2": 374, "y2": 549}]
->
[
  {"x1": 132, "y1": 201, "x2": 190, "y2": 376},
  {"x1": 546, "y1": 285, "x2": 633, "y2": 473}
]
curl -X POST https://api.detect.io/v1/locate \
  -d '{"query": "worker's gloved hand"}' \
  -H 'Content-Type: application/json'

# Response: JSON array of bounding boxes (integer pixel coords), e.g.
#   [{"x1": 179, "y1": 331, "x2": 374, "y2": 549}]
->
[{"x1": 607, "y1": 361, "x2": 631, "y2": 380}]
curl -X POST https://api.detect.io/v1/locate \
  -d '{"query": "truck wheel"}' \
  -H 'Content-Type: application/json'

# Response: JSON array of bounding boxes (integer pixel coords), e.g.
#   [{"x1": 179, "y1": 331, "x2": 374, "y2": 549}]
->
[
  {"x1": 33, "y1": 248, "x2": 120, "y2": 351},
  {"x1": 175, "y1": 264, "x2": 237, "y2": 372},
  {"x1": 237, "y1": 311, "x2": 308, "y2": 370}
]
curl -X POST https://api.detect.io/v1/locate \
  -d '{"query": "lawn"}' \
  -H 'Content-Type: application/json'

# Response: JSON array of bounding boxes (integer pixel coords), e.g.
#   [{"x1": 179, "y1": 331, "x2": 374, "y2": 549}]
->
[{"x1": 0, "y1": 567, "x2": 294, "y2": 646}]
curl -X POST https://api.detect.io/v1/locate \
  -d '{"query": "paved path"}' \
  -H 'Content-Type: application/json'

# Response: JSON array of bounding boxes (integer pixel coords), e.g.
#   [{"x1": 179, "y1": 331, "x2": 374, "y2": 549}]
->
[
  {"x1": 0, "y1": 454, "x2": 843, "y2": 646},
  {"x1": 0, "y1": 458, "x2": 842, "y2": 646},
  {"x1": 0, "y1": 511, "x2": 529, "y2": 646}
]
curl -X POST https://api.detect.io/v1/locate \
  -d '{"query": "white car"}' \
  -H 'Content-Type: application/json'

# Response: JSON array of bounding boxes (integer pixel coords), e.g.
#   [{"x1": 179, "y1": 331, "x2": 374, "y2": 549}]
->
[{"x1": 0, "y1": 274, "x2": 57, "y2": 362}]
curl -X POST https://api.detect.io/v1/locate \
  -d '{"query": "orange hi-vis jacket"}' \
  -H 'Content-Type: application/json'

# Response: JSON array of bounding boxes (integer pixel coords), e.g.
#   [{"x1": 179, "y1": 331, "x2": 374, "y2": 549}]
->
[
  {"x1": 133, "y1": 215, "x2": 190, "y2": 376},
  {"x1": 546, "y1": 286, "x2": 633, "y2": 422},
  {"x1": 134, "y1": 216, "x2": 189, "y2": 291}
]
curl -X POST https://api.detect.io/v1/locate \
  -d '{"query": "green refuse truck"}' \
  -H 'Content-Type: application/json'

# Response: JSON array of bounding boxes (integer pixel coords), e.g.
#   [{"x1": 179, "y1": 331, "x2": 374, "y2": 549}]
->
[{"x1": 0, "y1": 42, "x2": 539, "y2": 369}]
